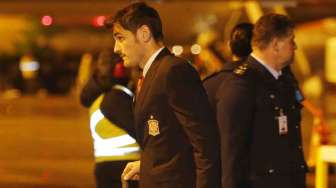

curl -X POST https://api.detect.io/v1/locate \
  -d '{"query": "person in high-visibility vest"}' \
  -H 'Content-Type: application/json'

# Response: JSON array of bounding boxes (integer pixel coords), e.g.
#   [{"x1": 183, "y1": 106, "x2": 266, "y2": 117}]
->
[{"x1": 80, "y1": 50, "x2": 140, "y2": 188}]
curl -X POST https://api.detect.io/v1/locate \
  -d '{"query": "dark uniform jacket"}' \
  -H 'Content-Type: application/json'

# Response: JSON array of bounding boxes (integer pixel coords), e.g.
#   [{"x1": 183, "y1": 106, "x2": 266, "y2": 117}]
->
[
  {"x1": 134, "y1": 48, "x2": 220, "y2": 188},
  {"x1": 217, "y1": 56, "x2": 307, "y2": 188},
  {"x1": 203, "y1": 61, "x2": 241, "y2": 113},
  {"x1": 80, "y1": 76, "x2": 135, "y2": 138}
]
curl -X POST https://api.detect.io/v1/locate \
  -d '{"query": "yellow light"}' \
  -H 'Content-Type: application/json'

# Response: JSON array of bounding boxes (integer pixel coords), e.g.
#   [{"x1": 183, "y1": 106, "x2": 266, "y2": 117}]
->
[
  {"x1": 19, "y1": 61, "x2": 39, "y2": 71},
  {"x1": 325, "y1": 37, "x2": 336, "y2": 83},
  {"x1": 191, "y1": 44, "x2": 202, "y2": 55},
  {"x1": 19, "y1": 55, "x2": 39, "y2": 79},
  {"x1": 302, "y1": 76, "x2": 323, "y2": 99},
  {"x1": 245, "y1": 1, "x2": 263, "y2": 23},
  {"x1": 172, "y1": 45, "x2": 183, "y2": 56},
  {"x1": 77, "y1": 53, "x2": 93, "y2": 87}
]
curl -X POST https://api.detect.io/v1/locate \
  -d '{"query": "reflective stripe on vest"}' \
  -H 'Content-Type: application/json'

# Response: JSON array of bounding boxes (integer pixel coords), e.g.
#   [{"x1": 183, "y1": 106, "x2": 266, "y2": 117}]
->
[
  {"x1": 113, "y1": 84, "x2": 134, "y2": 97},
  {"x1": 89, "y1": 86, "x2": 140, "y2": 162}
]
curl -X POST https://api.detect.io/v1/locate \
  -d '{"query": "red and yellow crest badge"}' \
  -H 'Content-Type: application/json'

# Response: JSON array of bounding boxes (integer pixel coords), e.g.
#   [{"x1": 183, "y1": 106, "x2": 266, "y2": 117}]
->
[{"x1": 148, "y1": 115, "x2": 160, "y2": 136}]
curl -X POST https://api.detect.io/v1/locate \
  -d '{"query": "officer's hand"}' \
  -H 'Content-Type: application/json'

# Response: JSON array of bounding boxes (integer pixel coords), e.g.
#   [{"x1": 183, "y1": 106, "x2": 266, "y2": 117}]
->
[{"x1": 122, "y1": 160, "x2": 141, "y2": 181}]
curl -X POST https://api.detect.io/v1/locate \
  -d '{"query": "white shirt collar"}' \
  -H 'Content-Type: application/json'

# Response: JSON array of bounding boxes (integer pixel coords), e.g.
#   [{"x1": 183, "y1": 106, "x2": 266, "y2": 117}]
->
[
  {"x1": 142, "y1": 47, "x2": 165, "y2": 77},
  {"x1": 251, "y1": 53, "x2": 282, "y2": 79}
]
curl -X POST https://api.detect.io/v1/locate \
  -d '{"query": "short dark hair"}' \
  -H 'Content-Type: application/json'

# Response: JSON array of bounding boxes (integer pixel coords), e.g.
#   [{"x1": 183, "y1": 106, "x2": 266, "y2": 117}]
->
[
  {"x1": 229, "y1": 22, "x2": 254, "y2": 59},
  {"x1": 105, "y1": 2, "x2": 163, "y2": 42},
  {"x1": 252, "y1": 13, "x2": 294, "y2": 49}
]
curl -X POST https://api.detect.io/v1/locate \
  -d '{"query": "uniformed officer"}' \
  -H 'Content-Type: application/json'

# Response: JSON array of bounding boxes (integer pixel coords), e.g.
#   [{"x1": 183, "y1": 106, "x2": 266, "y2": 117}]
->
[
  {"x1": 203, "y1": 22, "x2": 254, "y2": 188},
  {"x1": 203, "y1": 22, "x2": 254, "y2": 113},
  {"x1": 218, "y1": 13, "x2": 307, "y2": 188}
]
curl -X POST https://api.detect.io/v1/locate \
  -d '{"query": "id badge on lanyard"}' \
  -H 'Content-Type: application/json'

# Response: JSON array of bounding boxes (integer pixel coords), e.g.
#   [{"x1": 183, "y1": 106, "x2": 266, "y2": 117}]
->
[{"x1": 278, "y1": 109, "x2": 288, "y2": 135}]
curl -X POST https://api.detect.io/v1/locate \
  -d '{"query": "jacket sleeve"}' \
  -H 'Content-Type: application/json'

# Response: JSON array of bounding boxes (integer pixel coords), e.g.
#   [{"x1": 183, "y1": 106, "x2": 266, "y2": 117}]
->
[
  {"x1": 166, "y1": 62, "x2": 221, "y2": 188},
  {"x1": 79, "y1": 74, "x2": 112, "y2": 108},
  {"x1": 216, "y1": 78, "x2": 255, "y2": 188},
  {"x1": 100, "y1": 90, "x2": 136, "y2": 139}
]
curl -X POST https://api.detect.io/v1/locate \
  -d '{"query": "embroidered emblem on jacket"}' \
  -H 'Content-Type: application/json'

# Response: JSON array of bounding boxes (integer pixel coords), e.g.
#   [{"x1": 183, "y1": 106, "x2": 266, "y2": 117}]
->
[{"x1": 148, "y1": 115, "x2": 160, "y2": 136}]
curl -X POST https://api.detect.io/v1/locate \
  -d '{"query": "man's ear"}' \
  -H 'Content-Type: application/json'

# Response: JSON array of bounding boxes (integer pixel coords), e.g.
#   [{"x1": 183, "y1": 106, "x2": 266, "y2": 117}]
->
[
  {"x1": 270, "y1": 38, "x2": 280, "y2": 53},
  {"x1": 136, "y1": 25, "x2": 152, "y2": 43}
]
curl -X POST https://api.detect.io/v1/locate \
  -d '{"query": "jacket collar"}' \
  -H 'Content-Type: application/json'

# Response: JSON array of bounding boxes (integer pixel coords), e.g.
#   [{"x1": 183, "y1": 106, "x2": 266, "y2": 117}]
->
[{"x1": 142, "y1": 47, "x2": 165, "y2": 77}]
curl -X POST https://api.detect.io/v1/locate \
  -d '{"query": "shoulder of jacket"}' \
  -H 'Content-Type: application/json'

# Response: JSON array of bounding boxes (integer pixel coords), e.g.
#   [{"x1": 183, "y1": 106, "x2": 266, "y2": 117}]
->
[
  {"x1": 233, "y1": 63, "x2": 248, "y2": 75},
  {"x1": 163, "y1": 56, "x2": 196, "y2": 74},
  {"x1": 229, "y1": 64, "x2": 261, "y2": 94},
  {"x1": 203, "y1": 71, "x2": 223, "y2": 82},
  {"x1": 164, "y1": 55, "x2": 190, "y2": 66},
  {"x1": 233, "y1": 63, "x2": 257, "y2": 80}
]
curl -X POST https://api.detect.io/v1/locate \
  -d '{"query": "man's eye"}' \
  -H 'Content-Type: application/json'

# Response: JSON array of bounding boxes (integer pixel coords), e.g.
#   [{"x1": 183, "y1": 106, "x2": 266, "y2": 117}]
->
[{"x1": 117, "y1": 36, "x2": 124, "y2": 41}]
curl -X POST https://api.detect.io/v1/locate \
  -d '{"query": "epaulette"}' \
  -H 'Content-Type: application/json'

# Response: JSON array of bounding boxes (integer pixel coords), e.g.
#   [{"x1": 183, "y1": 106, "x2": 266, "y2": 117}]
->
[{"x1": 233, "y1": 63, "x2": 249, "y2": 76}]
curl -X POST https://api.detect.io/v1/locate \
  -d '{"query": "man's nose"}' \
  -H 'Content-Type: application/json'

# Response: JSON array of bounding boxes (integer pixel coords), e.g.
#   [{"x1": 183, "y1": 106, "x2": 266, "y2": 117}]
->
[{"x1": 114, "y1": 43, "x2": 121, "y2": 54}]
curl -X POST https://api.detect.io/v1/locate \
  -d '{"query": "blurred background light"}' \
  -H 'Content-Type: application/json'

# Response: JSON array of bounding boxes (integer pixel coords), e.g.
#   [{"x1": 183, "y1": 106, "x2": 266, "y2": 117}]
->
[
  {"x1": 19, "y1": 60, "x2": 40, "y2": 72},
  {"x1": 191, "y1": 44, "x2": 202, "y2": 55},
  {"x1": 41, "y1": 15, "x2": 53, "y2": 26},
  {"x1": 172, "y1": 45, "x2": 183, "y2": 56},
  {"x1": 325, "y1": 37, "x2": 336, "y2": 84},
  {"x1": 92, "y1": 15, "x2": 106, "y2": 27}
]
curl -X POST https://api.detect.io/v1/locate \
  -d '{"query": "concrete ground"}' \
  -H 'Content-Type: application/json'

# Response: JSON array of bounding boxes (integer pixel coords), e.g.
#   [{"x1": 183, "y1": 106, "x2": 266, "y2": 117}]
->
[
  {"x1": 0, "y1": 95, "x2": 95, "y2": 188},
  {"x1": 0, "y1": 93, "x2": 335, "y2": 188}
]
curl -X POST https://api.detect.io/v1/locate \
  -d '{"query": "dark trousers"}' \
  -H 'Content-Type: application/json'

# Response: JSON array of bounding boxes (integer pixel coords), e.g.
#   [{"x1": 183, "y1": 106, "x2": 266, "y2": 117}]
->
[{"x1": 95, "y1": 161, "x2": 138, "y2": 188}]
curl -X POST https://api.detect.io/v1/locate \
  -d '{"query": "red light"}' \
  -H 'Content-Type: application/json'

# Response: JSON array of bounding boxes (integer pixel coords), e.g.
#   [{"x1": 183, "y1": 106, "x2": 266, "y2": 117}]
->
[
  {"x1": 41, "y1": 15, "x2": 53, "y2": 26},
  {"x1": 92, "y1": 16, "x2": 106, "y2": 27}
]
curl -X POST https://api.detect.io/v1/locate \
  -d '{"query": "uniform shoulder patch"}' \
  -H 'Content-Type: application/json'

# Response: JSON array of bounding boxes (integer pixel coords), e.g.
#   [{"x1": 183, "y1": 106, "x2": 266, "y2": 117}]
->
[{"x1": 233, "y1": 63, "x2": 249, "y2": 76}]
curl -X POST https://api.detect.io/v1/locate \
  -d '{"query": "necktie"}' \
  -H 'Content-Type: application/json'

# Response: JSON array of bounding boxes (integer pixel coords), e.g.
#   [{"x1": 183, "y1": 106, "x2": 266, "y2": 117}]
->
[{"x1": 136, "y1": 76, "x2": 144, "y2": 98}]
